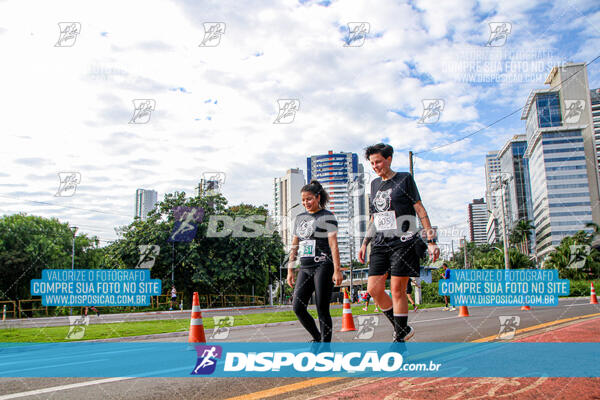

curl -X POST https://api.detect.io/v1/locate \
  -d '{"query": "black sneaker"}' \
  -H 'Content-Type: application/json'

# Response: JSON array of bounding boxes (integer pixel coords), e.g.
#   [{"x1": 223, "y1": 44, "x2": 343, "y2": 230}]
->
[{"x1": 394, "y1": 326, "x2": 415, "y2": 342}]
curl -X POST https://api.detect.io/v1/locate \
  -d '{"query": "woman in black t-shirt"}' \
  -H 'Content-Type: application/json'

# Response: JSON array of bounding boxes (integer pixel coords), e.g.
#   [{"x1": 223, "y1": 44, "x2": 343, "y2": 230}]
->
[
  {"x1": 358, "y1": 143, "x2": 440, "y2": 342},
  {"x1": 287, "y1": 180, "x2": 343, "y2": 342}
]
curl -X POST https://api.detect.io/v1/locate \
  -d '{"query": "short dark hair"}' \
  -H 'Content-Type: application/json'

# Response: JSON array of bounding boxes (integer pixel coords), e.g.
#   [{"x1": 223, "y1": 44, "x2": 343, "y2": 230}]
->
[
  {"x1": 442, "y1": 263, "x2": 448, "y2": 268},
  {"x1": 365, "y1": 143, "x2": 393, "y2": 160},
  {"x1": 301, "y1": 179, "x2": 330, "y2": 208}
]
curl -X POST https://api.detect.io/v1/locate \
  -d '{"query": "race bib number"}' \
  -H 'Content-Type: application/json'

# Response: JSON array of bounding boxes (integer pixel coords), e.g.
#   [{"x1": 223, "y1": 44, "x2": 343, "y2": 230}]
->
[
  {"x1": 374, "y1": 211, "x2": 397, "y2": 231},
  {"x1": 299, "y1": 240, "x2": 316, "y2": 257}
]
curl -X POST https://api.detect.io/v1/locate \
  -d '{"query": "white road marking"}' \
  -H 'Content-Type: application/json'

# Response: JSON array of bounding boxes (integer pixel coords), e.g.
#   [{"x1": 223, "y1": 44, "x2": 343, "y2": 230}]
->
[{"x1": 0, "y1": 378, "x2": 132, "y2": 399}]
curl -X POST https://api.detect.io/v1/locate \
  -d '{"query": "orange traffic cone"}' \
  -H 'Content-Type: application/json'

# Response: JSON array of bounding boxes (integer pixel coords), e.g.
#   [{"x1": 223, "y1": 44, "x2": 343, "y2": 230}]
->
[
  {"x1": 590, "y1": 282, "x2": 599, "y2": 304},
  {"x1": 521, "y1": 305, "x2": 531, "y2": 311},
  {"x1": 340, "y1": 288, "x2": 356, "y2": 332},
  {"x1": 188, "y1": 292, "x2": 206, "y2": 343},
  {"x1": 458, "y1": 305, "x2": 470, "y2": 317}
]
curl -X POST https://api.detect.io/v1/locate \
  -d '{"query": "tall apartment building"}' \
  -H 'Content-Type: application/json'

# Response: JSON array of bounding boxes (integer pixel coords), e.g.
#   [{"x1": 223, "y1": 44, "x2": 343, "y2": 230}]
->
[
  {"x1": 590, "y1": 88, "x2": 600, "y2": 178},
  {"x1": 307, "y1": 151, "x2": 366, "y2": 264},
  {"x1": 273, "y1": 168, "x2": 305, "y2": 251},
  {"x1": 468, "y1": 198, "x2": 488, "y2": 244},
  {"x1": 485, "y1": 151, "x2": 501, "y2": 243},
  {"x1": 496, "y1": 135, "x2": 535, "y2": 253},
  {"x1": 522, "y1": 63, "x2": 600, "y2": 260},
  {"x1": 135, "y1": 189, "x2": 158, "y2": 221}
]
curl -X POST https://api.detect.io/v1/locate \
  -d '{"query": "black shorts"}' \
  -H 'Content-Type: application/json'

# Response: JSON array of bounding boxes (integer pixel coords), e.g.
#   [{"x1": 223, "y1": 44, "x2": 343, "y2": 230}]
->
[
  {"x1": 406, "y1": 281, "x2": 413, "y2": 294},
  {"x1": 368, "y1": 240, "x2": 420, "y2": 277}
]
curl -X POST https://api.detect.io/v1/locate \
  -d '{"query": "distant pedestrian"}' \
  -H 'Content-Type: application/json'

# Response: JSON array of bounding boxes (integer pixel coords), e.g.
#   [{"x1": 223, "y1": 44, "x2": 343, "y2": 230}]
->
[
  {"x1": 84, "y1": 306, "x2": 100, "y2": 317},
  {"x1": 406, "y1": 278, "x2": 420, "y2": 312},
  {"x1": 170, "y1": 286, "x2": 177, "y2": 311},
  {"x1": 362, "y1": 291, "x2": 372, "y2": 311},
  {"x1": 442, "y1": 264, "x2": 456, "y2": 311}
]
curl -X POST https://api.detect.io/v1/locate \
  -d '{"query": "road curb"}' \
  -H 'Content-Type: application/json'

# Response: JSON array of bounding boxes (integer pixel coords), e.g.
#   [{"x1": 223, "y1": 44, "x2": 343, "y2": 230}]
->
[{"x1": 85, "y1": 320, "x2": 301, "y2": 342}]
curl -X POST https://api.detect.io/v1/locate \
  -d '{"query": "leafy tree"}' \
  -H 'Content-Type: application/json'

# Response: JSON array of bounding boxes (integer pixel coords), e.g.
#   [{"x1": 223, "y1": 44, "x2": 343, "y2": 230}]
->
[
  {"x1": 544, "y1": 230, "x2": 600, "y2": 280},
  {"x1": 0, "y1": 214, "x2": 102, "y2": 300},
  {"x1": 452, "y1": 240, "x2": 534, "y2": 269},
  {"x1": 105, "y1": 192, "x2": 285, "y2": 302}
]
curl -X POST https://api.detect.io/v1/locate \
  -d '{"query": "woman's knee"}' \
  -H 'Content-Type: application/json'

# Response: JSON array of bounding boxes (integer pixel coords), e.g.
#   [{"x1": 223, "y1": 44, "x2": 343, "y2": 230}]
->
[{"x1": 292, "y1": 297, "x2": 306, "y2": 314}]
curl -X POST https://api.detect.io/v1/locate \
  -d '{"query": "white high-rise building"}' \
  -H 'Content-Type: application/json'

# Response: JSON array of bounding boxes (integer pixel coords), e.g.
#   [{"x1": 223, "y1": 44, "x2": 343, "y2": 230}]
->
[
  {"x1": 485, "y1": 151, "x2": 501, "y2": 243},
  {"x1": 468, "y1": 198, "x2": 488, "y2": 244},
  {"x1": 307, "y1": 151, "x2": 366, "y2": 264},
  {"x1": 522, "y1": 63, "x2": 600, "y2": 260},
  {"x1": 273, "y1": 168, "x2": 305, "y2": 251},
  {"x1": 590, "y1": 88, "x2": 600, "y2": 181},
  {"x1": 135, "y1": 189, "x2": 158, "y2": 221}
]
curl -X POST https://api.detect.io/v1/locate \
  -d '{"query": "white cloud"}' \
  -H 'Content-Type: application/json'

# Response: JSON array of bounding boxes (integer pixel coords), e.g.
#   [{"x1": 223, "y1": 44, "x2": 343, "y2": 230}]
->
[{"x1": 0, "y1": 0, "x2": 595, "y2": 247}]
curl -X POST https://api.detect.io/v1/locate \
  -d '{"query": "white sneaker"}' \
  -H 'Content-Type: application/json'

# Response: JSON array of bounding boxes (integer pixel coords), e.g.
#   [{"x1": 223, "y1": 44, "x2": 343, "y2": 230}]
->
[
  {"x1": 362, "y1": 307, "x2": 367, "y2": 311},
  {"x1": 451, "y1": 307, "x2": 456, "y2": 311},
  {"x1": 443, "y1": 307, "x2": 449, "y2": 311}
]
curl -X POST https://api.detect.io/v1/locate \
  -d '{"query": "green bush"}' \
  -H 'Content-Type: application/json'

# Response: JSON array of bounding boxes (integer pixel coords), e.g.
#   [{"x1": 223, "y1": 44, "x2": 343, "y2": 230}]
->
[
  {"x1": 568, "y1": 280, "x2": 598, "y2": 297},
  {"x1": 420, "y1": 281, "x2": 444, "y2": 304}
]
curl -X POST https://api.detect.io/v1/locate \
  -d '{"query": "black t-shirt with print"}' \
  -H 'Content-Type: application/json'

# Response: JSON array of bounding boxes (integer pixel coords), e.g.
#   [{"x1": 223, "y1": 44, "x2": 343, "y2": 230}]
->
[
  {"x1": 292, "y1": 209, "x2": 338, "y2": 268},
  {"x1": 369, "y1": 172, "x2": 421, "y2": 247}
]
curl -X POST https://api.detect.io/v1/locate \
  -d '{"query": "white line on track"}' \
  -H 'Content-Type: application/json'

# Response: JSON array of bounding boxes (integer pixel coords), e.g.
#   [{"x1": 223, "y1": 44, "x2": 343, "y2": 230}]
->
[{"x1": 0, "y1": 378, "x2": 133, "y2": 399}]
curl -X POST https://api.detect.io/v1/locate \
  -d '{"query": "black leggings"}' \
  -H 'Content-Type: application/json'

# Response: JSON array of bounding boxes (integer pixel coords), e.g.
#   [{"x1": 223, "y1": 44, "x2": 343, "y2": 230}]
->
[{"x1": 292, "y1": 264, "x2": 334, "y2": 342}]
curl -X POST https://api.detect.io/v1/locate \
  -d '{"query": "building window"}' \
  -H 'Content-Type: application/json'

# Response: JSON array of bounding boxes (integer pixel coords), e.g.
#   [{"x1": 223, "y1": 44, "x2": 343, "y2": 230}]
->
[{"x1": 536, "y1": 93, "x2": 562, "y2": 128}]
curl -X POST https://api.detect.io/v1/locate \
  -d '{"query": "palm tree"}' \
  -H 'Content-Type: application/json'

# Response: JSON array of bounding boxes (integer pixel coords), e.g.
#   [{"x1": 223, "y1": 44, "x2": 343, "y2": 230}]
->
[{"x1": 511, "y1": 219, "x2": 534, "y2": 254}]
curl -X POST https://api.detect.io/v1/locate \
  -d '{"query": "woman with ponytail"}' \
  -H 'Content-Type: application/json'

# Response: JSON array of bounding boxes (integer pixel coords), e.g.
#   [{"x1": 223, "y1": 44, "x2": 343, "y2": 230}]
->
[{"x1": 287, "y1": 180, "x2": 343, "y2": 342}]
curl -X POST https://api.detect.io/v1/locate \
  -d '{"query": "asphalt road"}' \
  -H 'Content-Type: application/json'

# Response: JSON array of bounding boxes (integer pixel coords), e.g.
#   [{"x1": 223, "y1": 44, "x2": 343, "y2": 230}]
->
[
  {"x1": 0, "y1": 305, "x2": 296, "y2": 329},
  {"x1": 1, "y1": 297, "x2": 598, "y2": 400}
]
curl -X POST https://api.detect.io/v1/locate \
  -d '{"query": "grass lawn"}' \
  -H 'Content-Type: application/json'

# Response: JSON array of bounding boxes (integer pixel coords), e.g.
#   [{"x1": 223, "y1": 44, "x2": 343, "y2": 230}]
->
[{"x1": 0, "y1": 303, "x2": 444, "y2": 343}]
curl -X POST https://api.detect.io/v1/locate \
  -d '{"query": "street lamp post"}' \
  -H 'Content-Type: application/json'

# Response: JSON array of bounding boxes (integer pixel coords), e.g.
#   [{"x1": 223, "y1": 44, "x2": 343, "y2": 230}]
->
[
  {"x1": 494, "y1": 174, "x2": 512, "y2": 270},
  {"x1": 461, "y1": 237, "x2": 468, "y2": 268},
  {"x1": 69, "y1": 226, "x2": 78, "y2": 316}
]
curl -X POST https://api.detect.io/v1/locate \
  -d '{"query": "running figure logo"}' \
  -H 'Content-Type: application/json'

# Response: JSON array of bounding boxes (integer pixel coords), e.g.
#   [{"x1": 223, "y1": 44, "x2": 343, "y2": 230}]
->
[
  {"x1": 564, "y1": 100, "x2": 585, "y2": 123},
  {"x1": 418, "y1": 99, "x2": 444, "y2": 124},
  {"x1": 55, "y1": 172, "x2": 81, "y2": 197},
  {"x1": 169, "y1": 207, "x2": 204, "y2": 242},
  {"x1": 568, "y1": 245, "x2": 591, "y2": 269},
  {"x1": 199, "y1": 22, "x2": 226, "y2": 47},
  {"x1": 65, "y1": 316, "x2": 89, "y2": 340},
  {"x1": 129, "y1": 99, "x2": 156, "y2": 124},
  {"x1": 344, "y1": 22, "x2": 370, "y2": 47},
  {"x1": 348, "y1": 173, "x2": 371, "y2": 197},
  {"x1": 497, "y1": 316, "x2": 520, "y2": 340},
  {"x1": 55, "y1": 22, "x2": 81, "y2": 47},
  {"x1": 210, "y1": 316, "x2": 234, "y2": 339},
  {"x1": 273, "y1": 99, "x2": 300, "y2": 124},
  {"x1": 201, "y1": 172, "x2": 226, "y2": 195},
  {"x1": 486, "y1": 22, "x2": 512, "y2": 47},
  {"x1": 136, "y1": 245, "x2": 160, "y2": 269},
  {"x1": 354, "y1": 315, "x2": 379, "y2": 339},
  {"x1": 191, "y1": 345, "x2": 223, "y2": 375}
]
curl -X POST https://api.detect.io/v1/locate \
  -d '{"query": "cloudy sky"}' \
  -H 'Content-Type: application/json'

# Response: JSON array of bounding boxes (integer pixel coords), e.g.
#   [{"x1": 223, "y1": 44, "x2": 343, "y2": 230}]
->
[{"x1": 1, "y1": 0, "x2": 599, "y2": 252}]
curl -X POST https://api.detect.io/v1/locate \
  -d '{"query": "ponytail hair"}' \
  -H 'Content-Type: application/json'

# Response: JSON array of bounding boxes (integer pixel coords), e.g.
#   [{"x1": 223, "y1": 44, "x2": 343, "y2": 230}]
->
[{"x1": 301, "y1": 179, "x2": 329, "y2": 208}]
